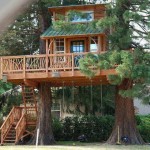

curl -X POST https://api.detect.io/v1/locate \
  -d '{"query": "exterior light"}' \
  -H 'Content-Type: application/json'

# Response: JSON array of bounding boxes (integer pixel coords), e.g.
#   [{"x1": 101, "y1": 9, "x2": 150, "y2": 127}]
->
[
  {"x1": 2, "y1": 74, "x2": 7, "y2": 83},
  {"x1": 52, "y1": 72, "x2": 60, "y2": 77}
]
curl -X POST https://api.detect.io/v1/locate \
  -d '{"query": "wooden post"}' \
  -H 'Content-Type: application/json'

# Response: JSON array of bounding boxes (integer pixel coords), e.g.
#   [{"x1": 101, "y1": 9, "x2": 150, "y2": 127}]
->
[
  {"x1": 23, "y1": 56, "x2": 26, "y2": 79},
  {"x1": 98, "y1": 35, "x2": 101, "y2": 53},
  {"x1": 46, "y1": 39, "x2": 49, "y2": 55},
  {"x1": 72, "y1": 53, "x2": 74, "y2": 76},
  {"x1": 46, "y1": 54, "x2": 48, "y2": 77},
  {"x1": 0, "y1": 57, "x2": 2, "y2": 79}
]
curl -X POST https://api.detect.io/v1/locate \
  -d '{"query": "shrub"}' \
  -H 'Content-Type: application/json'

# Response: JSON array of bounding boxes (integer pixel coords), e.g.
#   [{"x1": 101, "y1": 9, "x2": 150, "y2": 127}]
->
[
  {"x1": 137, "y1": 115, "x2": 150, "y2": 143},
  {"x1": 53, "y1": 115, "x2": 114, "y2": 142},
  {"x1": 52, "y1": 118, "x2": 63, "y2": 141},
  {"x1": 52, "y1": 115, "x2": 150, "y2": 143}
]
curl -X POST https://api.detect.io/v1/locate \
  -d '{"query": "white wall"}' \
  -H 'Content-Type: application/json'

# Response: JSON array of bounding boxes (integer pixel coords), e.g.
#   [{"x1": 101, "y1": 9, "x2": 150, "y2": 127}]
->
[{"x1": 134, "y1": 98, "x2": 150, "y2": 115}]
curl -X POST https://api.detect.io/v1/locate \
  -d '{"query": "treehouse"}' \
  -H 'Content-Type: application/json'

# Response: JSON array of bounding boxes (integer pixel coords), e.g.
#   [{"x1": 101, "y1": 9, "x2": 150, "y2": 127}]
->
[
  {"x1": 0, "y1": 4, "x2": 117, "y2": 145},
  {"x1": 0, "y1": 4, "x2": 116, "y2": 87}
]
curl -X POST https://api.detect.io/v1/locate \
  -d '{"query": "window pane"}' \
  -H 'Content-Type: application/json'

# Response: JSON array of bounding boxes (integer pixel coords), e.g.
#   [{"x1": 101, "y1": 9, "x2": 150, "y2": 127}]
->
[
  {"x1": 69, "y1": 11, "x2": 93, "y2": 23},
  {"x1": 90, "y1": 36, "x2": 98, "y2": 52}
]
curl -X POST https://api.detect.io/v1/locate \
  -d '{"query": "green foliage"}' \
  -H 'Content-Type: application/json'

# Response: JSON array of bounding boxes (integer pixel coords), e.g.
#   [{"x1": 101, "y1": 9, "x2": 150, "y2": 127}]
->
[
  {"x1": 53, "y1": 20, "x2": 72, "y2": 31},
  {"x1": 52, "y1": 115, "x2": 114, "y2": 142},
  {"x1": 96, "y1": 16, "x2": 118, "y2": 30},
  {"x1": 137, "y1": 115, "x2": 150, "y2": 143},
  {"x1": 52, "y1": 118, "x2": 63, "y2": 140},
  {"x1": 79, "y1": 49, "x2": 150, "y2": 100},
  {"x1": 0, "y1": 82, "x2": 12, "y2": 95},
  {"x1": 52, "y1": 115, "x2": 150, "y2": 143},
  {"x1": 0, "y1": 87, "x2": 22, "y2": 117},
  {"x1": 123, "y1": 11, "x2": 142, "y2": 23},
  {"x1": 1, "y1": 94, "x2": 22, "y2": 116},
  {"x1": 79, "y1": 53, "x2": 99, "y2": 77}
]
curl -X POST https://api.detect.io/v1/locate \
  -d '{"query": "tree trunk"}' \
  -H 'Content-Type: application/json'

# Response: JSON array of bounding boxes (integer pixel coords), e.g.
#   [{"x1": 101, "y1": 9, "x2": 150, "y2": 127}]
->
[
  {"x1": 31, "y1": 82, "x2": 55, "y2": 145},
  {"x1": 107, "y1": 79, "x2": 144, "y2": 145}
]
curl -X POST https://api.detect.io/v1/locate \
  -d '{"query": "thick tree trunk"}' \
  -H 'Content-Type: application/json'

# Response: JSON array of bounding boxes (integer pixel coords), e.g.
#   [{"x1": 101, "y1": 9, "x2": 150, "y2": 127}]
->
[
  {"x1": 107, "y1": 79, "x2": 144, "y2": 144},
  {"x1": 31, "y1": 82, "x2": 55, "y2": 145}
]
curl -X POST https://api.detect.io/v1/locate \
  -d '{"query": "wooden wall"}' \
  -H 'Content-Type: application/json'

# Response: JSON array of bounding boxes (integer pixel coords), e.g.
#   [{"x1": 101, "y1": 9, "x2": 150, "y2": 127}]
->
[
  {"x1": 46, "y1": 34, "x2": 106, "y2": 54},
  {"x1": 49, "y1": 4, "x2": 106, "y2": 21}
]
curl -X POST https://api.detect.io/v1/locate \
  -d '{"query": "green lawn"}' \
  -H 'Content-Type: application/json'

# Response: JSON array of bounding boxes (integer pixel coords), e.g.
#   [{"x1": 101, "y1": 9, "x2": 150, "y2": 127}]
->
[{"x1": 0, "y1": 142, "x2": 150, "y2": 150}]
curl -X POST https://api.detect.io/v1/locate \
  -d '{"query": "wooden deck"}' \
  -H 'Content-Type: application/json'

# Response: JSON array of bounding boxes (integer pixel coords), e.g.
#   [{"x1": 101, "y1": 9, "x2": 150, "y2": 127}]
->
[{"x1": 0, "y1": 52, "x2": 116, "y2": 86}]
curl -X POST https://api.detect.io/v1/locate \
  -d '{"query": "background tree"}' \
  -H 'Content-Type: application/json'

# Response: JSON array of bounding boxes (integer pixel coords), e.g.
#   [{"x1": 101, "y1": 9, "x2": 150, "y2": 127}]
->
[{"x1": 79, "y1": 0, "x2": 150, "y2": 144}]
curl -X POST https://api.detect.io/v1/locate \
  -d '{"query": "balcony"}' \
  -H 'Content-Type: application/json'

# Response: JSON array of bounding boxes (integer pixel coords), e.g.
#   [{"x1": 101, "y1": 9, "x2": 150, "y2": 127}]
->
[{"x1": 0, "y1": 52, "x2": 116, "y2": 86}]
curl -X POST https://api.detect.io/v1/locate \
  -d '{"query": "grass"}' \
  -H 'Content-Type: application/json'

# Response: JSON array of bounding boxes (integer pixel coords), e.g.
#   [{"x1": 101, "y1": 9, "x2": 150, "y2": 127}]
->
[{"x1": 0, "y1": 142, "x2": 150, "y2": 150}]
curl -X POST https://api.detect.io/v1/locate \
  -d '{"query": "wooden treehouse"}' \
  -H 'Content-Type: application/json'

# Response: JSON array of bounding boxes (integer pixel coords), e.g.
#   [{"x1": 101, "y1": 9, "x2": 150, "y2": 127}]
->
[{"x1": 0, "y1": 4, "x2": 116, "y2": 144}]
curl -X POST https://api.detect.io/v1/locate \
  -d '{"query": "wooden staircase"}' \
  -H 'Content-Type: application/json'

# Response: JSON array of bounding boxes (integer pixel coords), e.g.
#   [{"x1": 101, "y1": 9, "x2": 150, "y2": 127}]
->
[
  {"x1": 3, "y1": 124, "x2": 16, "y2": 144},
  {"x1": 0, "y1": 85, "x2": 37, "y2": 145}
]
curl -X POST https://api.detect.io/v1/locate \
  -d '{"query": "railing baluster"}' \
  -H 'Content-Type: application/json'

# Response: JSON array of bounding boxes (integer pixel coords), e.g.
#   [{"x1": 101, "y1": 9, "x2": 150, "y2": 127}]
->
[
  {"x1": 46, "y1": 55, "x2": 48, "y2": 76},
  {"x1": 0, "y1": 57, "x2": 2, "y2": 79},
  {"x1": 23, "y1": 56, "x2": 26, "y2": 78},
  {"x1": 72, "y1": 53, "x2": 74, "y2": 76}
]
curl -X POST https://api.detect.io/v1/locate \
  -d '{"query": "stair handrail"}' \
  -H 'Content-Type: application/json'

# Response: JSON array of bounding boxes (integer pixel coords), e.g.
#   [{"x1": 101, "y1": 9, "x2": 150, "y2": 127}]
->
[
  {"x1": 0, "y1": 106, "x2": 15, "y2": 144},
  {"x1": 15, "y1": 112, "x2": 26, "y2": 143}
]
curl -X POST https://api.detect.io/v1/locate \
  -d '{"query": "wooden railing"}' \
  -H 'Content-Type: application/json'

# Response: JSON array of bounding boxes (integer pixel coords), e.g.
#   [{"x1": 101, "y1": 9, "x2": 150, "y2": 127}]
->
[
  {"x1": 15, "y1": 112, "x2": 26, "y2": 143},
  {"x1": 0, "y1": 107, "x2": 22, "y2": 144},
  {"x1": 0, "y1": 52, "x2": 99, "y2": 78},
  {"x1": 0, "y1": 106, "x2": 37, "y2": 144},
  {"x1": 26, "y1": 107, "x2": 37, "y2": 125}
]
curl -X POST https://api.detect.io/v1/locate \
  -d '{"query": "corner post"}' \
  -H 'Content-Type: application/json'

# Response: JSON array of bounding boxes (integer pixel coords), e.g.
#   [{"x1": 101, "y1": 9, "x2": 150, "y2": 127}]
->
[{"x1": 72, "y1": 53, "x2": 74, "y2": 76}]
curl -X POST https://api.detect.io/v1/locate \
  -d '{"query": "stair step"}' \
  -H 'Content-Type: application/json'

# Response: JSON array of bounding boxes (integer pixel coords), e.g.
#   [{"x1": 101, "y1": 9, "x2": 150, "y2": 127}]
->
[
  {"x1": 9, "y1": 130, "x2": 15, "y2": 132},
  {"x1": 8, "y1": 132, "x2": 15, "y2": 134},
  {"x1": 6, "y1": 135, "x2": 16, "y2": 138},
  {"x1": 6, "y1": 134, "x2": 15, "y2": 136},
  {"x1": 4, "y1": 140, "x2": 15, "y2": 142},
  {"x1": 25, "y1": 99, "x2": 35, "y2": 101},
  {"x1": 24, "y1": 96, "x2": 34, "y2": 99},
  {"x1": 5, "y1": 138, "x2": 15, "y2": 140}
]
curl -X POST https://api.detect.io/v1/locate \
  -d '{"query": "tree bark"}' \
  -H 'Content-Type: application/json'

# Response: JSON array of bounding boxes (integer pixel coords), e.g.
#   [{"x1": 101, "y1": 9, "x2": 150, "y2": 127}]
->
[
  {"x1": 31, "y1": 82, "x2": 55, "y2": 145},
  {"x1": 107, "y1": 79, "x2": 144, "y2": 144}
]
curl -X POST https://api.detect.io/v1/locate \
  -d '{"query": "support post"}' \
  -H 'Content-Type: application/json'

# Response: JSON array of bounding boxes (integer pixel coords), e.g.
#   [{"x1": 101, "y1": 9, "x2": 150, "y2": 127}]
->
[
  {"x1": 72, "y1": 53, "x2": 74, "y2": 76},
  {"x1": 46, "y1": 54, "x2": 48, "y2": 77},
  {"x1": 23, "y1": 56, "x2": 26, "y2": 79},
  {"x1": 0, "y1": 57, "x2": 2, "y2": 79}
]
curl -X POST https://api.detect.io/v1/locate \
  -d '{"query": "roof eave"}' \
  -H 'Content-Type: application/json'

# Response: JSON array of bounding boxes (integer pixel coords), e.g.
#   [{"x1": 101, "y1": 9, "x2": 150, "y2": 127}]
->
[{"x1": 41, "y1": 33, "x2": 105, "y2": 39}]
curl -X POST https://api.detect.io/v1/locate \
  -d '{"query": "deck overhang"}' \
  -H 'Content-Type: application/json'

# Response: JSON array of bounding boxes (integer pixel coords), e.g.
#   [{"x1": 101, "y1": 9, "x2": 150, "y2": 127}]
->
[
  {"x1": 5, "y1": 70, "x2": 116, "y2": 87},
  {"x1": 0, "y1": 53, "x2": 117, "y2": 87}
]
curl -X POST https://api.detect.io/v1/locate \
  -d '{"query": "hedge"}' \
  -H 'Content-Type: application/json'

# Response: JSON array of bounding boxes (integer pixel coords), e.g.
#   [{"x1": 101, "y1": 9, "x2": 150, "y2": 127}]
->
[
  {"x1": 52, "y1": 115, "x2": 114, "y2": 142},
  {"x1": 52, "y1": 115, "x2": 150, "y2": 143}
]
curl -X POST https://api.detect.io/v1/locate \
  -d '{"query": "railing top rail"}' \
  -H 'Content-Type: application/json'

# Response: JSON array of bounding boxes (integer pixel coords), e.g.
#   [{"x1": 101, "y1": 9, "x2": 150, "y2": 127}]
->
[
  {"x1": 0, "y1": 51, "x2": 105, "y2": 59},
  {"x1": 1, "y1": 54, "x2": 47, "y2": 58},
  {"x1": 15, "y1": 112, "x2": 26, "y2": 130},
  {"x1": 0, "y1": 106, "x2": 15, "y2": 130}
]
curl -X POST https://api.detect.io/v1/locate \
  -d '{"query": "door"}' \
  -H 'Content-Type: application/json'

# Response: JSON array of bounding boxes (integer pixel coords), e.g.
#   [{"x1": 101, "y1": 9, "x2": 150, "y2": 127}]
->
[
  {"x1": 71, "y1": 40, "x2": 84, "y2": 53},
  {"x1": 71, "y1": 40, "x2": 84, "y2": 67}
]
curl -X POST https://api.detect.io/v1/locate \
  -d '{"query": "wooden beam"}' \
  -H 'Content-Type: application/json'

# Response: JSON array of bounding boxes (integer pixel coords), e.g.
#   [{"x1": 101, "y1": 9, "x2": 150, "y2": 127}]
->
[{"x1": 23, "y1": 79, "x2": 38, "y2": 88}]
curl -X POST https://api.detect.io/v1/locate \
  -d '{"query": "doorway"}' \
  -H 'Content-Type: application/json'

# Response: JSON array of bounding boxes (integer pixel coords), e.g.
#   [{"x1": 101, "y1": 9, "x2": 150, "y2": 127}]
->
[
  {"x1": 71, "y1": 40, "x2": 84, "y2": 53},
  {"x1": 71, "y1": 40, "x2": 85, "y2": 67}
]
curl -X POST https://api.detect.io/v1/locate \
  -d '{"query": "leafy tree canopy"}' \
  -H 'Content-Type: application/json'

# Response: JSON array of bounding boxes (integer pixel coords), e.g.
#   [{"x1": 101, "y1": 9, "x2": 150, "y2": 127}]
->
[{"x1": 79, "y1": 0, "x2": 150, "y2": 101}]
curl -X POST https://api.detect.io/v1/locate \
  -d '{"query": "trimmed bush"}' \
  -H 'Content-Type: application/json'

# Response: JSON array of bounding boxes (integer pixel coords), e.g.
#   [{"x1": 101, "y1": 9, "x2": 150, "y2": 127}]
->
[
  {"x1": 53, "y1": 115, "x2": 114, "y2": 142},
  {"x1": 137, "y1": 115, "x2": 150, "y2": 143},
  {"x1": 52, "y1": 115, "x2": 150, "y2": 143}
]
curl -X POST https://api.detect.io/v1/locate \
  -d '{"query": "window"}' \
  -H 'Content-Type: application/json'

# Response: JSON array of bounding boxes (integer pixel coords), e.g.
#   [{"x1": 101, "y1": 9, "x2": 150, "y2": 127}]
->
[
  {"x1": 54, "y1": 38, "x2": 65, "y2": 62},
  {"x1": 90, "y1": 36, "x2": 98, "y2": 52},
  {"x1": 51, "y1": 102, "x2": 61, "y2": 119},
  {"x1": 69, "y1": 11, "x2": 93, "y2": 23},
  {"x1": 55, "y1": 39, "x2": 65, "y2": 54},
  {"x1": 71, "y1": 40, "x2": 84, "y2": 53}
]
